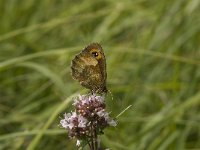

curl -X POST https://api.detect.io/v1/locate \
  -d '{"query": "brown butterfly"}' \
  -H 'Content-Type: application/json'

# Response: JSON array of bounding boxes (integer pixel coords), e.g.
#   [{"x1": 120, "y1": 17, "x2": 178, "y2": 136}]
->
[{"x1": 71, "y1": 43, "x2": 107, "y2": 94}]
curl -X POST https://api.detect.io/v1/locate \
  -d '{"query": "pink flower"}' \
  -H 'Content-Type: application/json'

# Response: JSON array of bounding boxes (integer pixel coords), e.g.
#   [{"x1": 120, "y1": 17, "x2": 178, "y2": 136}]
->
[{"x1": 60, "y1": 94, "x2": 117, "y2": 145}]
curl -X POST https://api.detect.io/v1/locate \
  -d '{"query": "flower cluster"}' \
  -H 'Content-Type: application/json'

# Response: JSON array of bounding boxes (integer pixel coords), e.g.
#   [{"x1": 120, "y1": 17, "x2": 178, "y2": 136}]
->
[
  {"x1": 60, "y1": 94, "x2": 116, "y2": 147},
  {"x1": 60, "y1": 112, "x2": 88, "y2": 139}
]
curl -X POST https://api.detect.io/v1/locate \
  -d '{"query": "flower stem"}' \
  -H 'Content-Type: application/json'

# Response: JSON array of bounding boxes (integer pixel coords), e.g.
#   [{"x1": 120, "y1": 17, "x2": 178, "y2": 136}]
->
[
  {"x1": 94, "y1": 128, "x2": 98, "y2": 150},
  {"x1": 87, "y1": 139, "x2": 92, "y2": 150},
  {"x1": 90, "y1": 122, "x2": 95, "y2": 150}
]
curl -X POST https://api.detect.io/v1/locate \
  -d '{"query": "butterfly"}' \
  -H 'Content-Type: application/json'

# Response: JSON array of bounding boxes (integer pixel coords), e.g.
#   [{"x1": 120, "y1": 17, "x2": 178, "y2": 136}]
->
[{"x1": 71, "y1": 43, "x2": 107, "y2": 94}]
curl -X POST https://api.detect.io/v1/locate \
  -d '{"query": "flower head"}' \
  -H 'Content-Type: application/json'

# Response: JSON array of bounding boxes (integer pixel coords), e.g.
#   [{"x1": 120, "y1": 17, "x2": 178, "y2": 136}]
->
[
  {"x1": 73, "y1": 94, "x2": 116, "y2": 128},
  {"x1": 60, "y1": 94, "x2": 117, "y2": 147}
]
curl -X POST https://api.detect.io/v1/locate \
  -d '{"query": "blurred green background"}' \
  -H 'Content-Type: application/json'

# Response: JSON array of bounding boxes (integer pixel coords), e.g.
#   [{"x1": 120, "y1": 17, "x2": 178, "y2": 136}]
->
[{"x1": 0, "y1": 0, "x2": 200, "y2": 149}]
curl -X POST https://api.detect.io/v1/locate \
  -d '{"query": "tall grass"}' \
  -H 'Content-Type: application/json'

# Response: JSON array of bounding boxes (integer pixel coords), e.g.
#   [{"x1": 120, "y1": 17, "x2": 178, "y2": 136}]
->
[{"x1": 0, "y1": 0, "x2": 200, "y2": 149}]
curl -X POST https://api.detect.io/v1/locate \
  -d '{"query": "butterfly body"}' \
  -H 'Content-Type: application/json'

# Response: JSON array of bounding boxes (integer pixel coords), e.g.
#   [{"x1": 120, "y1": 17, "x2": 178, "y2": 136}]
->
[{"x1": 71, "y1": 43, "x2": 107, "y2": 94}]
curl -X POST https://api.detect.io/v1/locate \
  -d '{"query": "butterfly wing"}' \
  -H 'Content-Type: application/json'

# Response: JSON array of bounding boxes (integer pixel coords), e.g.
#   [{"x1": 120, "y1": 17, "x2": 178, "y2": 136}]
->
[{"x1": 71, "y1": 43, "x2": 107, "y2": 93}]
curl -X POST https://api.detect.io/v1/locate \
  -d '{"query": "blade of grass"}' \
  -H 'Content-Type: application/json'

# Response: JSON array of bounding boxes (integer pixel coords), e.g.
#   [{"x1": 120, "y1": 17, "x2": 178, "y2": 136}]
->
[{"x1": 26, "y1": 92, "x2": 78, "y2": 150}]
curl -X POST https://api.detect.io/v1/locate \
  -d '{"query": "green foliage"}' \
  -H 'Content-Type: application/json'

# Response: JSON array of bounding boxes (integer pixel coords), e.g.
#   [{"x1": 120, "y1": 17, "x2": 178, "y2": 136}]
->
[{"x1": 0, "y1": 0, "x2": 200, "y2": 149}]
